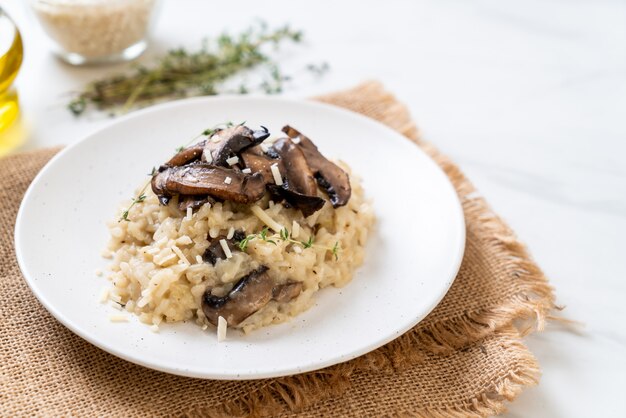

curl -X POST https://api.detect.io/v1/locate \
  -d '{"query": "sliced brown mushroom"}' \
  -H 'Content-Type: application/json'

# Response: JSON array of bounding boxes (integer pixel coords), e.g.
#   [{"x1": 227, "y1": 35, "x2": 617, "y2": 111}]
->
[
  {"x1": 269, "y1": 137, "x2": 326, "y2": 217},
  {"x1": 202, "y1": 266, "x2": 304, "y2": 326},
  {"x1": 239, "y1": 145, "x2": 277, "y2": 184},
  {"x1": 178, "y1": 195, "x2": 214, "y2": 212},
  {"x1": 151, "y1": 165, "x2": 172, "y2": 205},
  {"x1": 266, "y1": 184, "x2": 325, "y2": 218},
  {"x1": 202, "y1": 125, "x2": 270, "y2": 166},
  {"x1": 203, "y1": 230, "x2": 246, "y2": 265},
  {"x1": 282, "y1": 125, "x2": 351, "y2": 207},
  {"x1": 272, "y1": 138, "x2": 318, "y2": 195},
  {"x1": 202, "y1": 266, "x2": 274, "y2": 326},
  {"x1": 240, "y1": 139, "x2": 325, "y2": 217},
  {"x1": 272, "y1": 281, "x2": 303, "y2": 303},
  {"x1": 166, "y1": 140, "x2": 206, "y2": 167},
  {"x1": 151, "y1": 163, "x2": 266, "y2": 204}
]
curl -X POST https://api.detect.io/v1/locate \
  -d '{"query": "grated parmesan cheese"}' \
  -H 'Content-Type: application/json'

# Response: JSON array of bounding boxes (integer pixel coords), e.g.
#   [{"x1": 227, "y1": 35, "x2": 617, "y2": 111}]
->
[
  {"x1": 95, "y1": 269, "x2": 103, "y2": 277},
  {"x1": 186, "y1": 207, "x2": 192, "y2": 221},
  {"x1": 109, "y1": 314, "x2": 129, "y2": 323},
  {"x1": 270, "y1": 163, "x2": 283, "y2": 186},
  {"x1": 226, "y1": 227, "x2": 235, "y2": 240},
  {"x1": 195, "y1": 255, "x2": 203, "y2": 264},
  {"x1": 241, "y1": 168, "x2": 252, "y2": 174},
  {"x1": 176, "y1": 235, "x2": 193, "y2": 246},
  {"x1": 293, "y1": 246, "x2": 303, "y2": 254},
  {"x1": 171, "y1": 245, "x2": 190, "y2": 265},
  {"x1": 292, "y1": 221, "x2": 300, "y2": 238},
  {"x1": 219, "y1": 239, "x2": 233, "y2": 259},
  {"x1": 226, "y1": 156, "x2": 239, "y2": 166},
  {"x1": 99, "y1": 287, "x2": 109, "y2": 303},
  {"x1": 224, "y1": 176, "x2": 232, "y2": 185},
  {"x1": 204, "y1": 151, "x2": 213, "y2": 163},
  {"x1": 150, "y1": 324, "x2": 159, "y2": 333},
  {"x1": 250, "y1": 205, "x2": 284, "y2": 232},
  {"x1": 217, "y1": 316, "x2": 227, "y2": 342},
  {"x1": 154, "y1": 248, "x2": 176, "y2": 266},
  {"x1": 292, "y1": 136, "x2": 301, "y2": 144}
]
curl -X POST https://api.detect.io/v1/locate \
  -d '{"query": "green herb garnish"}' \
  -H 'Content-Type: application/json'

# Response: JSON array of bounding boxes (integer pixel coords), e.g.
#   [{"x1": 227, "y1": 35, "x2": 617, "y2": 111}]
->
[
  {"x1": 236, "y1": 226, "x2": 339, "y2": 259},
  {"x1": 68, "y1": 24, "x2": 310, "y2": 116},
  {"x1": 118, "y1": 193, "x2": 146, "y2": 222}
]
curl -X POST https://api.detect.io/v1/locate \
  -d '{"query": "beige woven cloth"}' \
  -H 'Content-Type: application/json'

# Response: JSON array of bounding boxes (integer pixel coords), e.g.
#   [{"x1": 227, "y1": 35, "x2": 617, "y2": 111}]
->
[{"x1": 0, "y1": 82, "x2": 555, "y2": 417}]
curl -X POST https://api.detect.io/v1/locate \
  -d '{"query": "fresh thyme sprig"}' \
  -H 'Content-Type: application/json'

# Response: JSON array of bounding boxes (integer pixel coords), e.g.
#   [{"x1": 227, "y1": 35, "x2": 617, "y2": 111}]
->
[
  {"x1": 69, "y1": 24, "x2": 308, "y2": 116},
  {"x1": 119, "y1": 193, "x2": 147, "y2": 221},
  {"x1": 238, "y1": 226, "x2": 340, "y2": 260}
]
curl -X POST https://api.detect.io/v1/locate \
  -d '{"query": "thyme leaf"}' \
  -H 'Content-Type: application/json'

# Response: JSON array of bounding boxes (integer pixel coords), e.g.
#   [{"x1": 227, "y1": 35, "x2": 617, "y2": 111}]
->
[
  {"x1": 302, "y1": 236, "x2": 314, "y2": 249},
  {"x1": 331, "y1": 241, "x2": 339, "y2": 261}
]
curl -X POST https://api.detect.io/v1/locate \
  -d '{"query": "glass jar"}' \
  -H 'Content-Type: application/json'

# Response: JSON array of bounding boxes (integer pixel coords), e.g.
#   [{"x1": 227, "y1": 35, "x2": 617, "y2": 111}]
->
[
  {"x1": 29, "y1": 0, "x2": 161, "y2": 65},
  {"x1": 0, "y1": 7, "x2": 24, "y2": 155}
]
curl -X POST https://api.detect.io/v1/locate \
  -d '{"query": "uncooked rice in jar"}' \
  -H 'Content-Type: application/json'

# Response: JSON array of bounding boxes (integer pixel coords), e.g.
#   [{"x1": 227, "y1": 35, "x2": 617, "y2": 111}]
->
[{"x1": 32, "y1": 0, "x2": 156, "y2": 58}]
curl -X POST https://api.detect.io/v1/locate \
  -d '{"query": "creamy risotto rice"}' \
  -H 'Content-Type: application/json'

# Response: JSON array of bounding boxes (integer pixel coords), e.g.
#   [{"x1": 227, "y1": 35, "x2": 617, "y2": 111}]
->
[{"x1": 103, "y1": 165, "x2": 374, "y2": 334}]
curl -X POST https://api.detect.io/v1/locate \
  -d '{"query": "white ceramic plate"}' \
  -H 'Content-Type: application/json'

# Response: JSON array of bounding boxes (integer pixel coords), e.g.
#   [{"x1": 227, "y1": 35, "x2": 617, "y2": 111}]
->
[{"x1": 15, "y1": 97, "x2": 464, "y2": 380}]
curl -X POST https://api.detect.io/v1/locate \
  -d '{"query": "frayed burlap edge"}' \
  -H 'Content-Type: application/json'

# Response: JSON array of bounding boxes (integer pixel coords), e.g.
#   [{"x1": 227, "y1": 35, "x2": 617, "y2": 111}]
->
[
  {"x1": 181, "y1": 82, "x2": 556, "y2": 417},
  {"x1": 188, "y1": 330, "x2": 542, "y2": 418},
  {"x1": 397, "y1": 330, "x2": 542, "y2": 418}
]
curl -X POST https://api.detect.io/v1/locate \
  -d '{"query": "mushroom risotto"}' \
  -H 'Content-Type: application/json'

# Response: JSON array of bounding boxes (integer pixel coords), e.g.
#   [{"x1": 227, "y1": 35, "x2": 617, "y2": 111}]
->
[{"x1": 103, "y1": 124, "x2": 375, "y2": 335}]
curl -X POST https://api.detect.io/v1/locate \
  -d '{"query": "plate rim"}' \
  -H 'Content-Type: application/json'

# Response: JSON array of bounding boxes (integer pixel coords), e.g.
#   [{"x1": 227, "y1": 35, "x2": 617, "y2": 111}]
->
[{"x1": 14, "y1": 95, "x2": 465, "y2": 380}]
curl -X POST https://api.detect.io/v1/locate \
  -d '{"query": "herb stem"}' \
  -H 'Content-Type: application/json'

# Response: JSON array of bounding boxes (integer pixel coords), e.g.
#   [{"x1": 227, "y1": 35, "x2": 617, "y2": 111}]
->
[
  {"x1": 238, "y1": 227, "x2": 340, "y2": 260},
  {"x1": 69, "y1": 24, "x2": 306, "y2": 116}
]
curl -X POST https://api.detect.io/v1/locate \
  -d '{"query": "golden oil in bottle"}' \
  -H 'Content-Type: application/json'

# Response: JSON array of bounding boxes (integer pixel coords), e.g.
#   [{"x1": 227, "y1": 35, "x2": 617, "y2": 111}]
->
[{"x1": 0, "y1": 8, "x2": 24, "y2": 155}]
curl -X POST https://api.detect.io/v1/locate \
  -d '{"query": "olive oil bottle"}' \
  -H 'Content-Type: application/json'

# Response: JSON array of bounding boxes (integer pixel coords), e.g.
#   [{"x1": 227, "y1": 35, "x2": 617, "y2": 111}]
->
[{"x1": 0, "y1": 7, "x2": 24, "y2": 156}]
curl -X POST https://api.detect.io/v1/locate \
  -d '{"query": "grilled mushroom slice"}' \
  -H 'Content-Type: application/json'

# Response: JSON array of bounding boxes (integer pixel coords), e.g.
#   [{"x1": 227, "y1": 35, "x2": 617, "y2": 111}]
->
[
  {"x1": 266, "y1": 184, "x2": 325, "y2": 217},
  {"x1": 202, "y1": 125, "x2": 270, "y2": 166},
  {"x1": 166, "y1": 140, "x2": 206, "y2": 167},
  {"x1": 239, "y1": 145, "x2": 277, "y2": 183},
  {"x1": 241, "y1": 139, "x2": 326, "y2": 217},
  {"x1": 202, "y1": 266, "x2": 274, "y2": 326},
  {"x1": 269, "y1": 137, "x2": 326, "y2": 217},
  {"x1": 151, "y1": 165, "x2": 172, "y2": 205},
  {"x1": 272, "y1": 281, "x2": 303, "y2": 303},
  {"x1": 272, "y1": 138, "x2": 317, "y2": 195},
  {"x1": 282, "y1": 125, "x2": 351, "y2": 207},
  {"x1": 178, "y1": 195, "x2": 214, "y2": 212},
  {"x1": 202, "y1": 266, "x2": 304, "y2": 326},
  {"x1": 151, "y1": 163, "x2": 266, "y2": 204}
]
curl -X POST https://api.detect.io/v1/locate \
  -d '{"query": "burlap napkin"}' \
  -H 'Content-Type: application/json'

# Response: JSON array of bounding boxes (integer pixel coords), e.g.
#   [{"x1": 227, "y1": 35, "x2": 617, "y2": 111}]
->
[{"x1": 0, "y1": 82, "x2": 555, "y2": 417}]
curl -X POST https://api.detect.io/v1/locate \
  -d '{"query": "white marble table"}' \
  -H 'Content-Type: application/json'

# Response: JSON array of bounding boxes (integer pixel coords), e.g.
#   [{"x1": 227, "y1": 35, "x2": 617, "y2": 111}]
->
[{"x1": 4, "y1": 0, "x2": 625, "y2": 416}]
